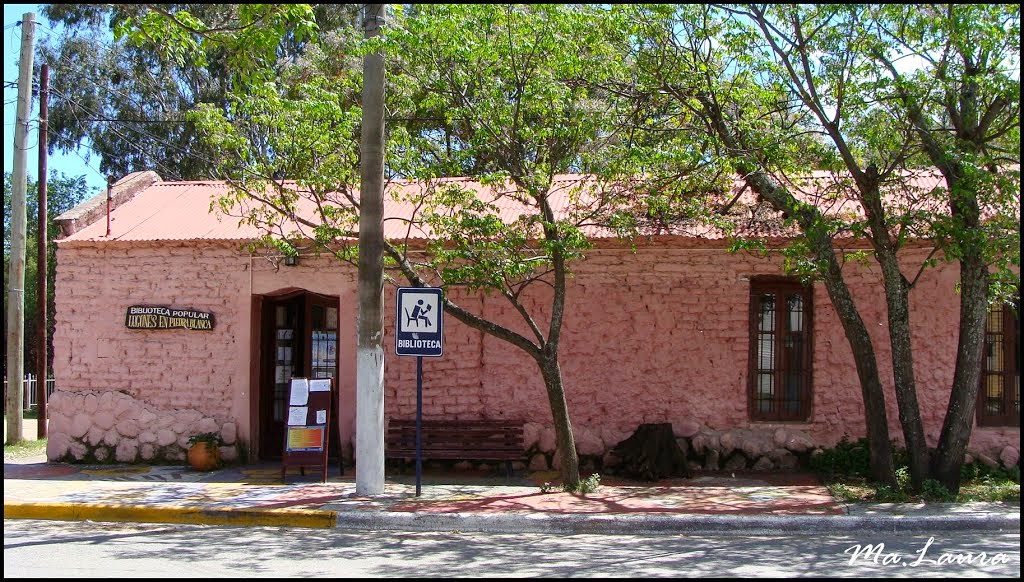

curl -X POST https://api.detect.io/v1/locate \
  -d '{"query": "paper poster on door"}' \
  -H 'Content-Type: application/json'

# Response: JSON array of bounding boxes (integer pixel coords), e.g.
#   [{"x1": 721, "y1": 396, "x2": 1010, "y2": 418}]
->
[
  {"x1": 288, "y1": 406, "x2": 307, "y2": 426},
  {"x1": 289, "y1": 378, "x2": 309, "y2": 405},
  {"x1": 316, "y1": 410, "x2": 326, "y2": 424}
]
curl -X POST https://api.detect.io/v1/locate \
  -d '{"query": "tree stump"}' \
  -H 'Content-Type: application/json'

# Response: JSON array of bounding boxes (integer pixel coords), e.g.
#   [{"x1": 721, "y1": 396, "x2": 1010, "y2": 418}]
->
[{"x1": 610, "y1": 423, "x2": 692, "y2": 481}]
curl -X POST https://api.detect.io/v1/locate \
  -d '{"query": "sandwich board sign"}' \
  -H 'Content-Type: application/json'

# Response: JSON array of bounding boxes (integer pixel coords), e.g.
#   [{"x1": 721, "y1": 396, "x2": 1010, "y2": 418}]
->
[{"x1": 396, "y1": 287, "x2": 444, "y2": 357}]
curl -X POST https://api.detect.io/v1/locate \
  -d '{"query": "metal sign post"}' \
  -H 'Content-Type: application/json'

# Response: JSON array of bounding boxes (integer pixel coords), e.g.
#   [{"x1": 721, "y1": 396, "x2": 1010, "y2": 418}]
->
[{"x1": 396, "y1": 288, "x2": 444, "y2": 496}]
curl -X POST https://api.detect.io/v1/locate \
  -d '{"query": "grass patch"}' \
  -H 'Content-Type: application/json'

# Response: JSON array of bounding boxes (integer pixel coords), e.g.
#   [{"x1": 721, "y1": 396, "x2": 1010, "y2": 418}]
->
[
  {"x1": 814, "y1": 438, "x2": 1020, "y2": 504},
  {"x1": 4, "y1": 438, "x2": 47, "y2": 461}
]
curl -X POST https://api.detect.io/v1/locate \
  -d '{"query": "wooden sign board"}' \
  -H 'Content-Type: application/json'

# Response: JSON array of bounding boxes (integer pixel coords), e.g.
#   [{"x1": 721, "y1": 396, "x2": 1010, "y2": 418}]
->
[{"x1": 281, "y1": 377, "x2": 335, "y2": 482}]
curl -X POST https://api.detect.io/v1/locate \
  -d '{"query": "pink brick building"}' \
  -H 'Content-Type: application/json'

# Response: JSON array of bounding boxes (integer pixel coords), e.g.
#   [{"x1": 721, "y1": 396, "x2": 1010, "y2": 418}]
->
[{"x1": 45, "y1": 171, "x2": 1019, "y2": 471}]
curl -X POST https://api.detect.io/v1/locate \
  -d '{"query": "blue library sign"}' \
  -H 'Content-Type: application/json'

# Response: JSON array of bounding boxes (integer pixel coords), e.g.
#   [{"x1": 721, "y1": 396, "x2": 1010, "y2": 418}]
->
[{"x1": 395, "y1": 287, "x2": 444, "y2": 357}]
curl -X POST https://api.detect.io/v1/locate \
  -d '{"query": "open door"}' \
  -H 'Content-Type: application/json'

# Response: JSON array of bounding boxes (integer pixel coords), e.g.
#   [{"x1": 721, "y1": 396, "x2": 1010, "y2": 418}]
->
[{"x1": 259, "y1": 290, "x2": 340, "y2": 459}]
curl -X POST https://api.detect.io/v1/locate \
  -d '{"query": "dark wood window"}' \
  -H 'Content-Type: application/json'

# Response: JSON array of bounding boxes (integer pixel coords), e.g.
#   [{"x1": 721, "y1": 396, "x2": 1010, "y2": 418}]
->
[
  {"x1": 749, "y1": 278, "x2": 813, "y2": 421},
  {"x1": 977, "y1": 299, "x2": 1020, "y2": 427}
]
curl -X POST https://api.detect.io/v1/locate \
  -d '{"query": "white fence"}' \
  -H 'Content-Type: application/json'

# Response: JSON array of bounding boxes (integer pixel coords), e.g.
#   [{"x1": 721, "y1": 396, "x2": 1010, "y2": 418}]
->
[{"x1": 2, "y1": 374, "x2": 57, "y2": 410}]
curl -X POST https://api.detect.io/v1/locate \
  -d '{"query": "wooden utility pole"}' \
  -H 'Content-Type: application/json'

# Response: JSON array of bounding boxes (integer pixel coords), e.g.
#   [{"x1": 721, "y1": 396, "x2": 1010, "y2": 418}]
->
[
  {"x1": 5, "y1": 12, "x2": 35, "y2": 445},
  {"x1": 355, "y1": 3, "x2": 386, "y2": 495},
  {"x1": 37, "y1": 63, "x2": 49, "y2": 439}
]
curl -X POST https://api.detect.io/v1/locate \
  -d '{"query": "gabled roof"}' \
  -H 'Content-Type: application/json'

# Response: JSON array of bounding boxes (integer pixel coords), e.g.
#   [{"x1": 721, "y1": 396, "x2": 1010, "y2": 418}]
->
[{"x1": 57, "y1": 168, "x2": 1001, "y2": 246}]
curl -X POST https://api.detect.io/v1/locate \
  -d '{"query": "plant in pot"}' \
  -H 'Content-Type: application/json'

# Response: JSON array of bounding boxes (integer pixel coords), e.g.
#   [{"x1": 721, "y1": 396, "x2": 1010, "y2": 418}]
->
[{"x1": 186, "y1": 431, "x2": 224, "y2": 471}]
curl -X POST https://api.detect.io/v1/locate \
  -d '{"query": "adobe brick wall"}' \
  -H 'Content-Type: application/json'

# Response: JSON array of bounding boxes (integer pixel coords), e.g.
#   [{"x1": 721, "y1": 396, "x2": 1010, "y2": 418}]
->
[{"x1": 49, "y1": 239, "x2": 1018, "y2": 467}]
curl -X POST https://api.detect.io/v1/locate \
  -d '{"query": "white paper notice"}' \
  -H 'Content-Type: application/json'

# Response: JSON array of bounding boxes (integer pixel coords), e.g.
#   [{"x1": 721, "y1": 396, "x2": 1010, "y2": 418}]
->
[
  {"x1": 289, "y1": 378, "x2": 309, "y2": 405},
  {"x1": 309, "y1": 379, "x2": 331, "y2": 392},
  {"x1": 288, "y1": 406, "x2": 308, "y2": 426},
  {"x1": 316, "y1": 410, "x2": 327, "y2": 424}
]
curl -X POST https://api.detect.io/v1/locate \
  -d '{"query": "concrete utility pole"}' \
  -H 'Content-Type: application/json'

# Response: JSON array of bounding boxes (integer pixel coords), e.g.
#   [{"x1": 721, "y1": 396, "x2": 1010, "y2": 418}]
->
[
  {"x1": 355, "y1": 3, "x2": 386, "y2": 496},
  {"x1": 6, "y1": 12, "x2": 36, "y2": 440},
  {"x1": 37, "y1": 63, "x2": 49, "y2": 439},
  {"x1": 6, "y1": 12, "x2": 35, "y2": 445}
]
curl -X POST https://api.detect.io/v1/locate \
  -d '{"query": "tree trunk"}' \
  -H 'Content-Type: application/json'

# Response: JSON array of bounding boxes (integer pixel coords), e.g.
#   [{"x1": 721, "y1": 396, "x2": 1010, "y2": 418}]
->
[
  {"x1": 877, "y1": 252, "x2": 929, "y2": 492},
  {"x1": 693, "y1": 95, "x2": 897, "y2": 487},
  {"x1": 746, "y1": 169, "x2": 898, "y2": 486},
  {"x1": 538, "y1": 349, "x2": 581, "y2": 487},
  {"x1": 610, "y1": 423, "x2": 691, "y2": 481},
  {"x1": 931, "y1": 252, "x2": 989, "y2": 491},
  {"x1": 815, "y1": 254, "x2": 898, "y2": 486}
]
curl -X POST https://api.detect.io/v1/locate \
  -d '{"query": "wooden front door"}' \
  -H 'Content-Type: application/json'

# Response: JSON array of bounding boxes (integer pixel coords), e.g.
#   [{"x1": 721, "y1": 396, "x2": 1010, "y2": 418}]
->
[{"x1": 259, "y1": 291, "x2": 340, "y2": 459}]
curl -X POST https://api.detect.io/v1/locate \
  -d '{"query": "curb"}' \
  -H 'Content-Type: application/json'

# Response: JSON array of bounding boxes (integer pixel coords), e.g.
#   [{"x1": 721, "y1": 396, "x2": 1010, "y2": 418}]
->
[
  {"x1": 336, "y1": 511, "x2": 1022, "y2": 535},
  {"x1": 3, "y1": 502, "x2": 338, "y2": 529},
  {"x1": 7, "y1": 502, "x2": 1018, "y2": 534}
]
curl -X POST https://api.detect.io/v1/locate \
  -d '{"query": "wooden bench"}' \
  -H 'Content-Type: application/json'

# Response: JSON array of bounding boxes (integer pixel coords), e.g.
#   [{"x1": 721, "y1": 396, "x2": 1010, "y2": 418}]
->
[{"x1": 385, "y1": 419, "x2": 525, "y2": 478}]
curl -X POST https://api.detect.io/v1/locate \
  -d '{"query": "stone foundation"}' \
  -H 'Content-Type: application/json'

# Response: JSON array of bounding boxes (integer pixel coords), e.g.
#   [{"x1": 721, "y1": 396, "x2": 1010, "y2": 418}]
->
[{"x1": 45, "y1": 390, "x2": 240, "y2": 464}]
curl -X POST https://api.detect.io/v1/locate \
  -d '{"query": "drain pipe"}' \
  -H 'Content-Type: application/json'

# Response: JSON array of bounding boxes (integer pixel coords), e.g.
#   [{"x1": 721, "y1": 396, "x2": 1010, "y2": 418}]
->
[{"x1": 105, "y1": 175, "x2": 115, "y2": 237}]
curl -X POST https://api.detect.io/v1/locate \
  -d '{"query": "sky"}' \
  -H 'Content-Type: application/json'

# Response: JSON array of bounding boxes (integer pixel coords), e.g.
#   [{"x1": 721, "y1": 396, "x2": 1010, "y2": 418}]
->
[{"x1": 4, "y1": 4, "x2": 108, "y2": 195}]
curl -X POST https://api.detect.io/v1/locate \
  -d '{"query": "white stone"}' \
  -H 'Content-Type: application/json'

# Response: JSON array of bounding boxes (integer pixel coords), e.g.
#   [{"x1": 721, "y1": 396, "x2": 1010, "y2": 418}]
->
[
  {"x1": 672, "y1": 417, "x2": 702, "y2": 439},
  {"x1": 68, "y1": 440, "x2": 88, "y2": 461},
  {"x1": 219, "y1": 446, "x2": 238, "y2": 463},
  {"x1": 156, "y1": 429, "x2": 177, "y2": 447},
  {"x1": 999, "y1": 446, "x2": 1019, "y2": 469},
  {"x1": 140, "y1": 443, "x2": 156, "y2": 460},
  {"x1": 752, "y1": 456, "x2": 774, "y2": 471},
  {"x1": 523, "y1": 423, "x2": 542, "y2": 449},
  {"x1": 138, "y1": 409, "x2": 158, "y2": 426},
  {"x1": 85, "y1": 426, "x2": 105, "y2": 446},
  {"x1": 98, "y1": 391, "x2": 114, "y2": 410},
  {"x1": 46, "y1": 432, "x2": 70, "y2": 461},
  {"x1": 539, "y1": 428, "x2": 557, "y2": 453},
  {"x1": 773, "y1": 428, "x2": 788, "y2": 447},
  {"x1": 197, "y1": 417, "x2": 219, "y2": 434},
  {"x1": 778, "y1": 452, "x2": 799, "y2": 470},
  {"x1": 177, "y1": 435, "x2": 191, "y2": 449},
  {"x1": 783, "y1": 430, "x2": 816, "y2": 453},
  {"x1": 704, "y1": 449, "x2": 720, "y2": 470},
  {"x1": 977, "y1": 452, "x2": 999, "y2": 469},
  {"x1": 221, "y1": 423, "x2": 237, "y2": 445},
  {"x1": 83, "y1": 393, "x2": 99, "y2": 414},
  {"x1": 47, "y1": 392, "x2": 66, "y2": 414},
  {"x1": 719, "y1": 430, "x2": 737, "y2": 456},
  {"x1": 532, "y1": 454, "x2": 548, "y2": 473},
  {"x1": 724, "y1": 453, "x2": 747, "y2": 471},
  {"x1": 691, "y1": 430, "x2": 720, "y2": 455},
  {"x1": 114, "y1": 395, "x2": 136, "y2": 419},
  {"x1": 178, "y1": 409, "x2": 202, "y2": 425},
  {"x1": 739, "y1": 432, "x2": 772, "y2": 458},
  {"x1": 117, "y1": 419, "x2": 141, "y2": 439},
  {"x1": 102, "y1": 429, "x2": 120, "y2": 447},
  {"x1": 69, "y1": 413, "x2": 91, "y2": 439},
  {"x1": 94, "y1": 447, "x2": 109, "y2": 462},
  {"x1": 573, "y1": 427, "x2": 604, "y2": 456},
  {"x1": 94, "y1": 410, "x2": 116, "y2": 431},
  {"x1": 115, "y1": 439, "x2": 139, "y2": 462},
  {"x1": 138, "y1": 430, "x2": 157, "y2": 444}
]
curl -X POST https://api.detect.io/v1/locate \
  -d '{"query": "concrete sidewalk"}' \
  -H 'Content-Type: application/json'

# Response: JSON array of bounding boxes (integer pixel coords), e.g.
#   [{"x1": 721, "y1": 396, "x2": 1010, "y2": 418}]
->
[{"x1": 3, "y1": 451, "x2": 1019, "y2": 534}]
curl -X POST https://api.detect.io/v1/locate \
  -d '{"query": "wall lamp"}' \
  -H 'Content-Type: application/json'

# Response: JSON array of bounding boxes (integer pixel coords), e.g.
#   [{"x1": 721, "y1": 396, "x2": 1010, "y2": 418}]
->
[{"x1": 284, "y1": 254, "x2": 299, "y2": 267}]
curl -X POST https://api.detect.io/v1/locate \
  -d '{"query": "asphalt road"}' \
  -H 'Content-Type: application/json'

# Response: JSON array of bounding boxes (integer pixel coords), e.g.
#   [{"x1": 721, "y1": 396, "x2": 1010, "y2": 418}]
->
[{"x1": 4, "y1": 520, "x2": 1020, "y2": 578}]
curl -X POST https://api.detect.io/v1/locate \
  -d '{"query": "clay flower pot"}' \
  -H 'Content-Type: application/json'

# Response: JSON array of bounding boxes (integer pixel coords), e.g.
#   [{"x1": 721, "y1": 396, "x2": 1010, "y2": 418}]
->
[{"x1": 186, "y1": 433, "x2": 223, "y2": 471}]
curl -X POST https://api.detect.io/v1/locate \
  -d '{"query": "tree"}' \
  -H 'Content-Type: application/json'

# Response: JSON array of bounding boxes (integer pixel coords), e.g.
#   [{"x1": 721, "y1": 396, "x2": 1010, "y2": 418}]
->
[
  {"x1": 3, "y1": 171, "x2": 91, "y2": 382},
  {"x1": 616, "y1": 4, "x2": 1019, "y2": 492},
  {"x1": 128, "y1": 3, "x2": 638, "y2": 488},
  {"x1": 37, "y1": 3, "x2": 360, "y2": 181},
  {"x1": 868, "y1": 4, "x2": 1020, "y2": 490}
]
